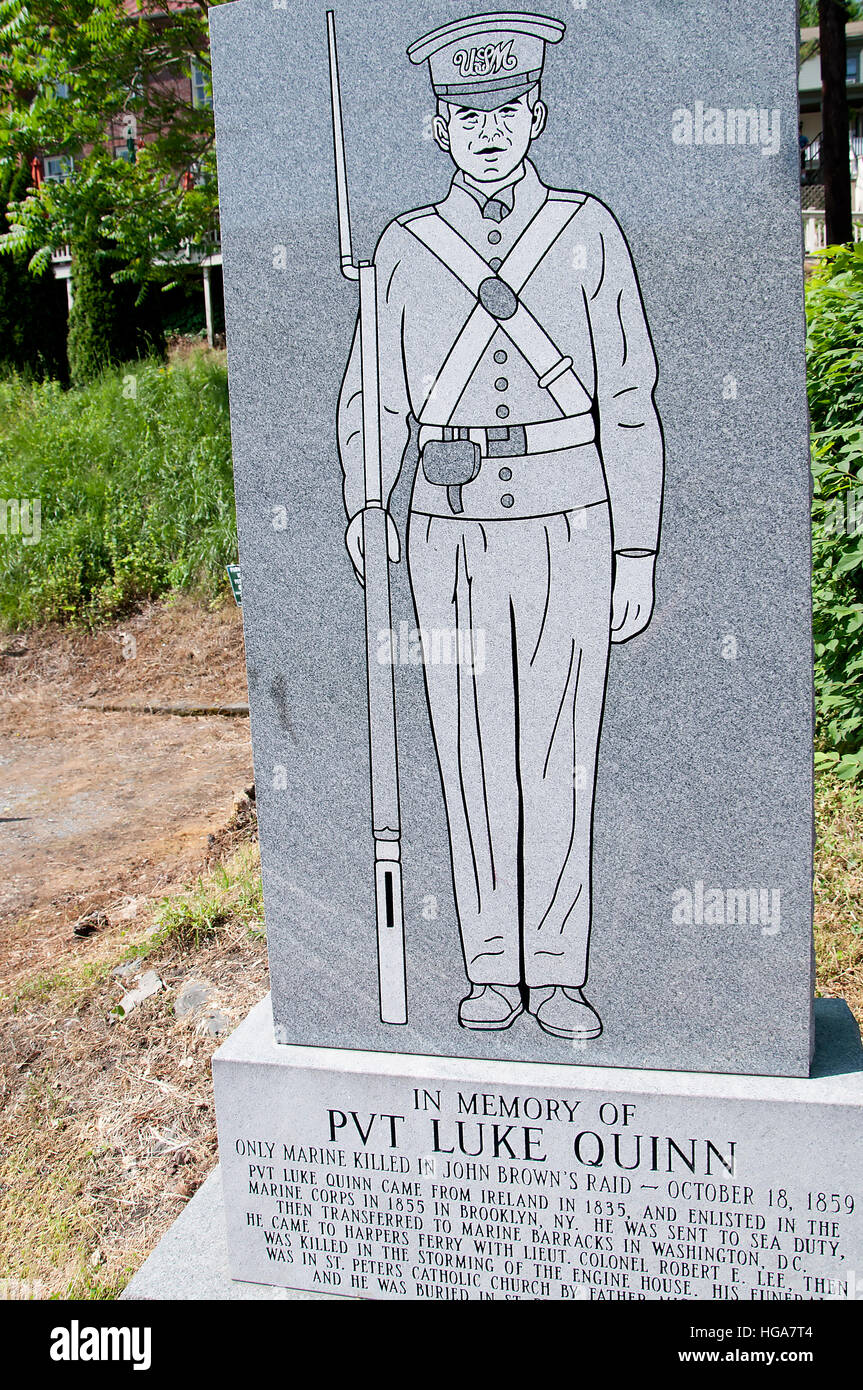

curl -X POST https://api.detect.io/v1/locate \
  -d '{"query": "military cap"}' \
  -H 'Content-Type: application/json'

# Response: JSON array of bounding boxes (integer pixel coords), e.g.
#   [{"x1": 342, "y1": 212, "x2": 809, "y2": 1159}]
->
[{"x1": 407, "y1": 11, "x2": 565, "y2": 110}]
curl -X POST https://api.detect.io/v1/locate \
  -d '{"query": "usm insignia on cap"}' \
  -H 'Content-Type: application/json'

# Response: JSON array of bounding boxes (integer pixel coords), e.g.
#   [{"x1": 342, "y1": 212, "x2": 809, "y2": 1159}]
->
[{"x1": 407, "y1": 11, "x2": 565, "y2": 110}]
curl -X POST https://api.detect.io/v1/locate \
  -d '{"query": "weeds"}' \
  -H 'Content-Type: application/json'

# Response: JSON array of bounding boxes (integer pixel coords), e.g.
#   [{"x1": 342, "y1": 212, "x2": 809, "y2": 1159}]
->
[
  {"x1": 0, "y1": 354, "x2": 236, "y2": 629},
  {"x1": 0, "y1": 843, "x2": 268, "y2": 1300},
  {"x1": 149, "y1": 842, "x2": 263, "y2": 953},
  {"x1": 814, "y1": 773, "x2": 863, "y2": 1015}
]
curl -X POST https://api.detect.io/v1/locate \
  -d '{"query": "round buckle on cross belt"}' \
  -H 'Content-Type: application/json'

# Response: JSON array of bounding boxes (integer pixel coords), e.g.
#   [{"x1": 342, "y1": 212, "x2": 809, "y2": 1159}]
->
[{"x1": 478, "y1": 277, "x2": 518, "y2": 321}]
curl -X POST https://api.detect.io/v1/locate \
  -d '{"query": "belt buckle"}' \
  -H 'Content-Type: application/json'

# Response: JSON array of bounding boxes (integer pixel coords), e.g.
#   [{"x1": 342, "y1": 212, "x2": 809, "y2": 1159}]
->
[{"x1": 485, "y1": 425, "x2": 526, "y2": 458}]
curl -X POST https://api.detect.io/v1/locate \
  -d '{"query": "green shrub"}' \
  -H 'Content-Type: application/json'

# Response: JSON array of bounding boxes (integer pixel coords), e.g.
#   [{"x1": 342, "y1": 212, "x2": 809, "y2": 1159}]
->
[
  {"x1": 66, "y1": 241, "x2": 121, "y2": 386},
  {"x1": 807, "y1": 241, "x2": 863, "y2": 779},
  {"x1": 0, "y1": 355, "x2": 236, "y2": 628},
  {"x1": 0, "y1": 164, "x2": 69, "y2": 382},
  {"x1": 66, "y1": 241, "x2": 165, "y2": 387}
]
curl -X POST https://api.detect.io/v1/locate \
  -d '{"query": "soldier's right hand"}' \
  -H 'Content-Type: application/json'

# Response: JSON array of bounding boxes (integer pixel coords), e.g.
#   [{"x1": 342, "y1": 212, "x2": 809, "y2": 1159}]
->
[{"x1": 344, "y1": 509, "x2": 401, "y2": 586}]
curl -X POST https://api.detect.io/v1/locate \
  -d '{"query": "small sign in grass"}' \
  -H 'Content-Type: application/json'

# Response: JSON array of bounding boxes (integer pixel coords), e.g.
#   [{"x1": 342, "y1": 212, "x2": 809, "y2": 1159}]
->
[{"x1": 225, "y1": 563, "x2": 242, "y2": 607}]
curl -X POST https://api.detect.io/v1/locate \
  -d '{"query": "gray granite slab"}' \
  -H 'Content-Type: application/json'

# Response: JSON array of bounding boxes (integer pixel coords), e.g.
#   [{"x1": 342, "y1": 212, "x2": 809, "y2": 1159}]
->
[
  {"x1": 209, "y1": 0, "x2": 813, "y2": 1076},
  {"x1": 120, "y1": 1168, "x2": 346, "y2": 1301},
  {"x1": 122, "y1": 1006, "x2": 861, "y2": 1295}
]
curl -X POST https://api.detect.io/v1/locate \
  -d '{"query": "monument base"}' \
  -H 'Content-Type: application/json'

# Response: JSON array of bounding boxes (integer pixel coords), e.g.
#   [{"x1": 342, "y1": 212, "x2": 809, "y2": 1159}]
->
[
  {"x1": 123, "y1": 998, "x2": 863, "y2": 1302},
  {"x1": 190, "y1": 996, "x2": 862, "y2": 1302},
  {"x1": 121, "y1": 1168, "x2": 347, "y2": 1301}
]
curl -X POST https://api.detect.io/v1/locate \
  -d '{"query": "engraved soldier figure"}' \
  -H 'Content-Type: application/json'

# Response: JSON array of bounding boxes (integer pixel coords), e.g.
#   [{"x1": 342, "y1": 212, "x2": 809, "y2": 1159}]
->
[{"x1": 338, "y1": 12, "x2": 664, "y2": 1040}]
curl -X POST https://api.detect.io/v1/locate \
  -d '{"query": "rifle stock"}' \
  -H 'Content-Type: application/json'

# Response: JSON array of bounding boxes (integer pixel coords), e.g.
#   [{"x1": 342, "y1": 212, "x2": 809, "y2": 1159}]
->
[{"x1": 364, "y1": 497, "x2": 407, "y2": 1026}]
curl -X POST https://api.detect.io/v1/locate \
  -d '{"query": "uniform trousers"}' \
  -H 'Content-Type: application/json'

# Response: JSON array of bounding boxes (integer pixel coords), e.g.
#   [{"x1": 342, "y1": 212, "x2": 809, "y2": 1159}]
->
[{"x1": 407, "y1": 499, "x2": 612, "y2": 988}]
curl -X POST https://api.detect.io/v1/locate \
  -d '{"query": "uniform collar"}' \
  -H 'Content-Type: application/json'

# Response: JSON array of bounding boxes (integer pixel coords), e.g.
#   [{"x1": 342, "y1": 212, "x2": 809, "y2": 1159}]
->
[
  {"x1": 455, "y1": 162, "x2": 525, "y2": 212},
  {"x1": 441, "y1": 158, "x2": 547, "y2": 229}
]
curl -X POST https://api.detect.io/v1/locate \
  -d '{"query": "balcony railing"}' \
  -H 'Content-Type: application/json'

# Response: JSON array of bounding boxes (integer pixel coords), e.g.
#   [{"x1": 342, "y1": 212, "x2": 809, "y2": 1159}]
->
[
  {"x1": 803, "y1": 208, "x2": 863, "y2": 253},
  {"x1": 49, "y1": 218, "x2": 220, "y2": 270},
  {"x1": 802, "y1": 131, "x2": 863, "y2": 182}
]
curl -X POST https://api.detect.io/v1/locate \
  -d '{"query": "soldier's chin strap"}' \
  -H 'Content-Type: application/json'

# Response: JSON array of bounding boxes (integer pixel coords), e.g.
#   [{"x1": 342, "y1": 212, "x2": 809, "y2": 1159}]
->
[{"x1": 400, "y1": 194, "x2": 594, "y2": 427}]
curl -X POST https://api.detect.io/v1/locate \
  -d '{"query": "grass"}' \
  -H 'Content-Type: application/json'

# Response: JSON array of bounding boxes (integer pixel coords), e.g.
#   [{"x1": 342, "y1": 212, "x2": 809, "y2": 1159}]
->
[
  {"x1": 10, "y1": 961, "x2": 113, "y2": 1011},
  {"x1": 1, "y1": 1121, "x2": 134, "y2": 1301},
  {"x1": 0, "y1": 352, "x2": 236, "y2": 629},
  {"x1": 0, "y1": 842, "x2": 267, "y2": 1301},
  {"x1": 814, "y1": 773, "x2": 863, "y2": 1019},
  {"x1": 148, "y1": 841, "x2": 264, "y2": 953}
]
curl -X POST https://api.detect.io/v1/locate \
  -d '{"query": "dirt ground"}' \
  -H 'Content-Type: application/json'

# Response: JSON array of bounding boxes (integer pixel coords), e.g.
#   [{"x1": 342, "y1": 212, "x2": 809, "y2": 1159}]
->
[
  {"x1": 0, "y1": 600, "x2": 253, "y2": 991},
  {"x1": 0, "y1": 599, "x2": 268, "y2": 1297},
  {"x1": 0, "y1": 833, "x2": 267, "y2": 1299}
]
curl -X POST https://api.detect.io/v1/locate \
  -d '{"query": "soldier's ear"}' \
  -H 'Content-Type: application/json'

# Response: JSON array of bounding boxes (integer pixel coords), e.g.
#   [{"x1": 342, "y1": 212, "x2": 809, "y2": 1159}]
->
[
  {"x1": 530, "y1": 99, "x2": 548, "y2": 139},
  {"x1": 432, "y1": 113, "x2": 451, "y2": 153}
]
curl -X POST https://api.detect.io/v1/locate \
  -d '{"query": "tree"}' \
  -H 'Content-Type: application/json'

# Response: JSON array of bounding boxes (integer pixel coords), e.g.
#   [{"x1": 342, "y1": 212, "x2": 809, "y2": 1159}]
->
[
  {"x1": 820, "y1": 0, "x2": 854, "y2": 246},
  {"x1": 0, "y1": 0, "x2": 223, "y2": 373},
  {"x1": 0, "y1": 160, "x2": 68, "y2": 378},
  {"x1": 801, "y1": 0, "x2": 863, "y2": 25}
]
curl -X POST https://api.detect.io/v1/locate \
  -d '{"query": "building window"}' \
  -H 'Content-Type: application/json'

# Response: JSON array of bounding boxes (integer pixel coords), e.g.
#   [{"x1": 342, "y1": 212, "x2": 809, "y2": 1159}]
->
[
  {"x1": 43, "y1": 155, "x2": 73, "y2": 183},
  {"x1": 847, "y1": 50, "x2": 860, "y2": 85},
  {"x1": 191, "y1": 61, "x2": 212, "y2": 109}
]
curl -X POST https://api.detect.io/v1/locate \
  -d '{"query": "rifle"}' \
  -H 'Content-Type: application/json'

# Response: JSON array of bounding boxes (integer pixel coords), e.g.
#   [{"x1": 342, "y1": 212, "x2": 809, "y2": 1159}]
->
[{"x1": 327, "y1": 10, "x2": 407, "y2": 1026}]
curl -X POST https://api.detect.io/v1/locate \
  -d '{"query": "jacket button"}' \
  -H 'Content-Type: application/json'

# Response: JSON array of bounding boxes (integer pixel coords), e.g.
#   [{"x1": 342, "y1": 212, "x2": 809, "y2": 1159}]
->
[
  {"x1": 500, "y1": 493, "x2": 514, "y2": 508},
  {"x1": 487, "y1": 229, "x2": 501, "y2": 244},
  {"x1": 496, "y1": 404, "x2": 509, "y2": 419},
  {"x1": 493, "y1": 349, "x2": 507, "y2": 363},
  {"x1": 499, "y1": 467, "x2": 512, "y2": 481},
  {"x1": 494, "y1": 377, "x2": 508, "y2": 391},
  {"x1": 489, "y1": 257, "x2": 502, "y2": 271}
]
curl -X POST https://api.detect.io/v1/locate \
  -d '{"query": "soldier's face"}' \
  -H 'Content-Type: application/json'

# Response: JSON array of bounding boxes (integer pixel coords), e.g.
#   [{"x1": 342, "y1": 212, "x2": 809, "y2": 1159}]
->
[{"x1": 433, "y1": 94, "x2": 547, "y2": 183}]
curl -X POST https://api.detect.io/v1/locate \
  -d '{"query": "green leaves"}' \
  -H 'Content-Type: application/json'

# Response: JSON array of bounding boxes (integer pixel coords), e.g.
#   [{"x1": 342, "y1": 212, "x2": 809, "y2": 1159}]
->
[
  {"x1": 0, "y1": 0, "x2": 222, "y2": 279},
  {"x1": 808, "y1": 242, "x2": 863, "y2": 776},
  {"x1": 814, "y1": 751, "x2": 863, "y2": 781},
  {"x1": 0, "y1": 357, "x2": 236, "y2": 628}
]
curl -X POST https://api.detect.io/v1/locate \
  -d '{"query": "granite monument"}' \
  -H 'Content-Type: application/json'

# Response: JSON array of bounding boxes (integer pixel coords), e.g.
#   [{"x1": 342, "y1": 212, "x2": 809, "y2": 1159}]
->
[
  {"x1": 136, "y1": 0, "x2": 863, "y2": 1306},
  {"x1": 210, "y1": 0, "x2": 813, "y2": 1078}
]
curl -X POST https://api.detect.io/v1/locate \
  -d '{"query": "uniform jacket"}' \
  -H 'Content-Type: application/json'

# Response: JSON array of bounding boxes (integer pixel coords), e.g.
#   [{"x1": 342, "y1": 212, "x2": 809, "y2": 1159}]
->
[{"x1": 337, "y1": 159, "x2": 664, "y2": 552}]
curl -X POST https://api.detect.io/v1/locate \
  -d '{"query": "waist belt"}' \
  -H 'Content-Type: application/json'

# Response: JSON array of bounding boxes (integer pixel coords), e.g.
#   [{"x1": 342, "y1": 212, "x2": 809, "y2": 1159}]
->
[{"x1": 418, "y1": 414, "x2": 595, "y2": 458}]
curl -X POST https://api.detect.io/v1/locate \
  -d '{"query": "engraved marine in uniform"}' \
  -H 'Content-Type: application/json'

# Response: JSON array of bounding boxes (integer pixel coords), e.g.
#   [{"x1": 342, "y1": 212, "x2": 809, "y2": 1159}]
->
[{"x1": 338, "y1": 12, "x2": 664, "y2": 1040}]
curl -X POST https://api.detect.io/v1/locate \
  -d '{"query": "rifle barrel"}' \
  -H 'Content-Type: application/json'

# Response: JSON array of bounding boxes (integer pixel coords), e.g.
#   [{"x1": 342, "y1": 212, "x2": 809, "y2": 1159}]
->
[{"x1": 326, "y1": 11, "x2": 358, "y2": 281}]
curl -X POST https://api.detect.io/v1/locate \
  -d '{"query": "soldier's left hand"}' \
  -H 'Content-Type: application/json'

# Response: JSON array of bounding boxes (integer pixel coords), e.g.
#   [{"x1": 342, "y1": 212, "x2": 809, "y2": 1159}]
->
[{"x1": 610, "y1": 552, "x2": 656, "y2": 644}]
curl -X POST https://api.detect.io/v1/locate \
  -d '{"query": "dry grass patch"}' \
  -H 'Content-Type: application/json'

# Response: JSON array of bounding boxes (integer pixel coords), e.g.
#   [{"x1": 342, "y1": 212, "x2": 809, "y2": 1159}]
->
[
  {"x1": 0, "y1": 841, "x2": 267, "y2": 1299},
  {"x1": 814, "y1": 773, "x2": 863, "y2": 1024}
]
